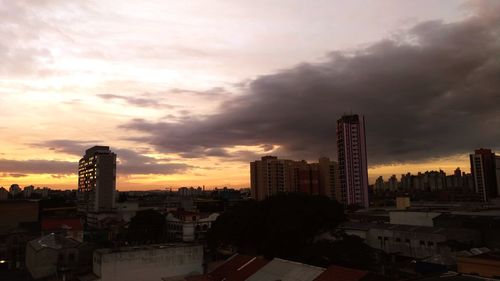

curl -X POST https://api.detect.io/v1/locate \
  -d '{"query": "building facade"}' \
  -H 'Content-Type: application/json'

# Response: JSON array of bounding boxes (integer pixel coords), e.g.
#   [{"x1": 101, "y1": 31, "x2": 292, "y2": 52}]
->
[
  {"x1": 250, "y1": 156, "x2": 294, "y2": 200},
  {"x1": 470, "y1": 149, "x2": 499, "y2": 202},
  {"x1": 77, "y1": 146, "x2": 117, "y2": 213},
  {"x1": 166, "y1": 210, "x2": 219, "y2": 242},
  {"x1": 337, "y1": 114, "x2": 369, "y2": 208},
  {"x1": 92, "y1": 244, "x2": 203, "y2": 281},
  {"x1": 250, "y1": 156, "x2": 339, "y2": 201},
  {"x1": 318, "y1": 157, "x2": 341, "y2": 201}
]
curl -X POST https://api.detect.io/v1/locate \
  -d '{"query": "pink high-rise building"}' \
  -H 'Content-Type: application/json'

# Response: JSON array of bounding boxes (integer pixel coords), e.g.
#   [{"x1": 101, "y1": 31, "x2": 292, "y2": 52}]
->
[{"x1": 337, "y1": 114, "x2": 369, "y2": 208}]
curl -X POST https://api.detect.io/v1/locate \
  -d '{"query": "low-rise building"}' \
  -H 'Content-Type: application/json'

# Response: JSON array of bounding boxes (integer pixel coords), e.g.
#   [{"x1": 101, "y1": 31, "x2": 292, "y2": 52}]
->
[
  {"x1": 92, "y1": 243, "x2": 203, "y2": 281},
  {"x1": 166, "y1": 210, "x2": 219, "y2": 242},
  {"x1": 25, "y1": 233, "x2": 83, "y2": 280},
  {"x1": 340, "y1": 222, "x2": 481, "y2": 259}
]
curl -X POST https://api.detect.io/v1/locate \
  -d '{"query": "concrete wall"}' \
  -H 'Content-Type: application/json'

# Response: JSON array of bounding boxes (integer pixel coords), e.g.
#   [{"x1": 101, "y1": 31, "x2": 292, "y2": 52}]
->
[
  {"x1": 389, "y1": 211, "x2": 441, "y2": 227},
  {"x1": 94, "y1": 244, "x2": 203, "y2": 281}
]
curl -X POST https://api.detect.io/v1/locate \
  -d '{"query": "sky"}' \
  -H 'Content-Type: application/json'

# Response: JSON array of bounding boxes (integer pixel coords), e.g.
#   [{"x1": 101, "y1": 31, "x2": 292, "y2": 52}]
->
[{"x1": 0, "y1": 0, "x2": 499, "y2": 190}]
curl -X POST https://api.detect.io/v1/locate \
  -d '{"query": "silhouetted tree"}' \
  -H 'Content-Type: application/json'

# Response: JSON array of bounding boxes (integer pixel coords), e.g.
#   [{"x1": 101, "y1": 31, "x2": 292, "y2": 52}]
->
[
  {"x1": 126, "y1": 209, "x2": 166, "y2": 244},
  {"x1": 207, "y1": 193, "x2": 345, "y2": 259},
  {"x1": 297, "y1": 235, "x2": 385, "y2": 271}
]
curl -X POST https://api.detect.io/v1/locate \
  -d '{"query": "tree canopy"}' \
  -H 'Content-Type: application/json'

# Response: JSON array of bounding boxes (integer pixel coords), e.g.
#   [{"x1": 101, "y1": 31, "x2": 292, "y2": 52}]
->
[
  {"x1": 207, "y1": 193, "x2": 345, "y2": 259},
  {"x1": 126, "y1": 209, "x2": 166, "y2": 244}
]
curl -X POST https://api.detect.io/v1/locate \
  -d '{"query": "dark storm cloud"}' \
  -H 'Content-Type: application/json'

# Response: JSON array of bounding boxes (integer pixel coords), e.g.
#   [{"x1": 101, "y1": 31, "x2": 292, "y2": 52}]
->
[
  {"x1": 0, "y1": 159, "x2": 76, "y2": 174},
  {"x1": 25, "y1": 140, "x2": 192, "y2": 175},
  {"x1": 122, "y1": 5, "x2": 500, "y2": 165}
]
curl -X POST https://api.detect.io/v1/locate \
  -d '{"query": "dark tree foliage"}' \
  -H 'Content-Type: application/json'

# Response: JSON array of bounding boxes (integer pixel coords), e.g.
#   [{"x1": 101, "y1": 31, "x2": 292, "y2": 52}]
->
[
  {"x1": 296, "y1": 235, "x2": 385, "y2": 271},
  {"x1": 126, "y1": 209, "x2": 166, "y2": 244},
  {"x1": 207, "y1": 193, "x2": 345, "y2": 259}
]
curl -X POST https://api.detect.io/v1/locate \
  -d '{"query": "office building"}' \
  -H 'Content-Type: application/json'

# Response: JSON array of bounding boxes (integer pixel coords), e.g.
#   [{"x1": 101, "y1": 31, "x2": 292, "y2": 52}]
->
[
  {"x1": 77, "y1": 146, "x2": 116, "y2": 213},
  {"x1": 470, "y1": 149, "x2": 500, "y2": 201},
  {"x1": 337, "y1": 114, "x2": 369, "y2": 208}
]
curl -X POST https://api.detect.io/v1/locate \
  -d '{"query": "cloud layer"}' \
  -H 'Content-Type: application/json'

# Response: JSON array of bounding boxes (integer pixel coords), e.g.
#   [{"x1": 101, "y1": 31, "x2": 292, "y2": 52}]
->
[
  {"x1": 123, "y1": 4, "x2": 500, "y2": 165},
  {"x1": 0, "y1": 140, "x2": 191, "y2": 176}
]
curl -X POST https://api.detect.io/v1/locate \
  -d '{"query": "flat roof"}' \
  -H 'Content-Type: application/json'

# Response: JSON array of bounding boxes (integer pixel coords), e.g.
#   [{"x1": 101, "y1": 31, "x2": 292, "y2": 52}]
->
[{"x1": 95, "y1": 243, "x2": 201, "y2": 255}]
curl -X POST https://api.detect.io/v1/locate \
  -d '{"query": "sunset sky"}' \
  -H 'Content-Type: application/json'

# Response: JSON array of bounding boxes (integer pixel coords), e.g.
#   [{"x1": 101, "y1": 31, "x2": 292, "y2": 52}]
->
[{"x1": 1, "y1": 0, "x2": 499, "y2": 190}]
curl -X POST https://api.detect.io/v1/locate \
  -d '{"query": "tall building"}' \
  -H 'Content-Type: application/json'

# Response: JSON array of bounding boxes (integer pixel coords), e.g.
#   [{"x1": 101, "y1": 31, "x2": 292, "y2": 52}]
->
[
  {"x1": 77, "y1": 146, "x2": 116, "y2": 213},
  {"x1": 250, "y1": 156, "x2": 337, "y2": 200},
  {"x1": 250, "y1": 156, "x2": 293, "y2": 201},
  {"x1": 318, "y1": 157, "x2": 341, "y2": 200},
  {"x1": 470, "y1": 148, "x2": 500, "y2": 202},
  {"x1": 337, "y1": 114, "x2": 369, "y2": 208}
]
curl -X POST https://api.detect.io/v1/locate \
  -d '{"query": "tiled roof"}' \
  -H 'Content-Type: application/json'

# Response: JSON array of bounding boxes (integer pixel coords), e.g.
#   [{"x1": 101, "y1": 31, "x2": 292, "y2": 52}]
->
[
  {"x1": 314, "y1": 265, "x2": 368, "y2": 281},
  {"x1": 186, "y1": 254, "x2": 270, "y2": 281},
  {"x1": 246, "y1": 258, "x2": 325, "y2": 281},
  {"x1": 224, "y1": 257, "x2": 269, "y2": 281}
]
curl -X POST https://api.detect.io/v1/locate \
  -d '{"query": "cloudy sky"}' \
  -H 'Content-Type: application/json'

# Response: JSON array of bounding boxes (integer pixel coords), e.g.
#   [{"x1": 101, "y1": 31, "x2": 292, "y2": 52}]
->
[{"x1": 1, "y1": 0, "x2": 499, "y2": 190}]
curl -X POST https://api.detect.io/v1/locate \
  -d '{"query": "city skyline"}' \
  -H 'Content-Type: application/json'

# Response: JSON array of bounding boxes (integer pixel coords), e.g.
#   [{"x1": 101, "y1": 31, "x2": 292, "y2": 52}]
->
[{"x1": 1, "y1": 0, "x2": 499, "y2": 190}]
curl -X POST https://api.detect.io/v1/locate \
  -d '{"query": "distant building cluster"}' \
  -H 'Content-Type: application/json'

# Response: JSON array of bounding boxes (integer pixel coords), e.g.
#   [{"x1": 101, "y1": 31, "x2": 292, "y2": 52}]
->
[
  {"x1": 0, "y1": 184, "x2": 50, "y2": 200},
  {"x1": 374, "y1": 148, "x2": 500, "y2": 203},
  {"x1": 251, "y1": 114, "x2": 369, "y2": 208},
  {"x1": 375, "y1": 168, "x2": 474, "y2": 192}
]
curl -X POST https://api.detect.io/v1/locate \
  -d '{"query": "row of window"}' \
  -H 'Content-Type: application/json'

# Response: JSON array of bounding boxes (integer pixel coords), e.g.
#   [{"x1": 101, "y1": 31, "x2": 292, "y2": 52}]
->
[{"x1": 377, "y1": 236, "x2": 435, "y2": 247}]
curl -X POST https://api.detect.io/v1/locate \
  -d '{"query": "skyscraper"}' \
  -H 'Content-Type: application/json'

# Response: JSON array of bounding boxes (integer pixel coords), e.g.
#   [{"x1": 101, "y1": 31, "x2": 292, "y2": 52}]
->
[
  {"x1": 337, "y1": 114, "x2": 369, "y2": 208},
  {"x1": 470, "y1": 148, "x2": 500, "y2": 202},
  {"x1": 77, "y1": 146, "x2": 116, "y2": 213}
]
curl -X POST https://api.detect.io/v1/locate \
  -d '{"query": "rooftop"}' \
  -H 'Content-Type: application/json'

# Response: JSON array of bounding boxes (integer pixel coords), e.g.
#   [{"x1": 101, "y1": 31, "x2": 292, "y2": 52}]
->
[
  {"x1": 340, "y1": 222, "x2": 478, "y2": 236},
  {"x1": 29, "y1": 233, "x2": 80, "y2": 252},
  {"x1": 246, "y1": 258, "x2": 325, "y2": 281},
  {"x1": 186, "y1": 254, "x2": 270, "y2": 281},
  {"x1": 95, "y1": 243, "x2": 201, "y2": 255},
  {"x1": 314, "y1": 265, "x2": 368, "y2": 281}
]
